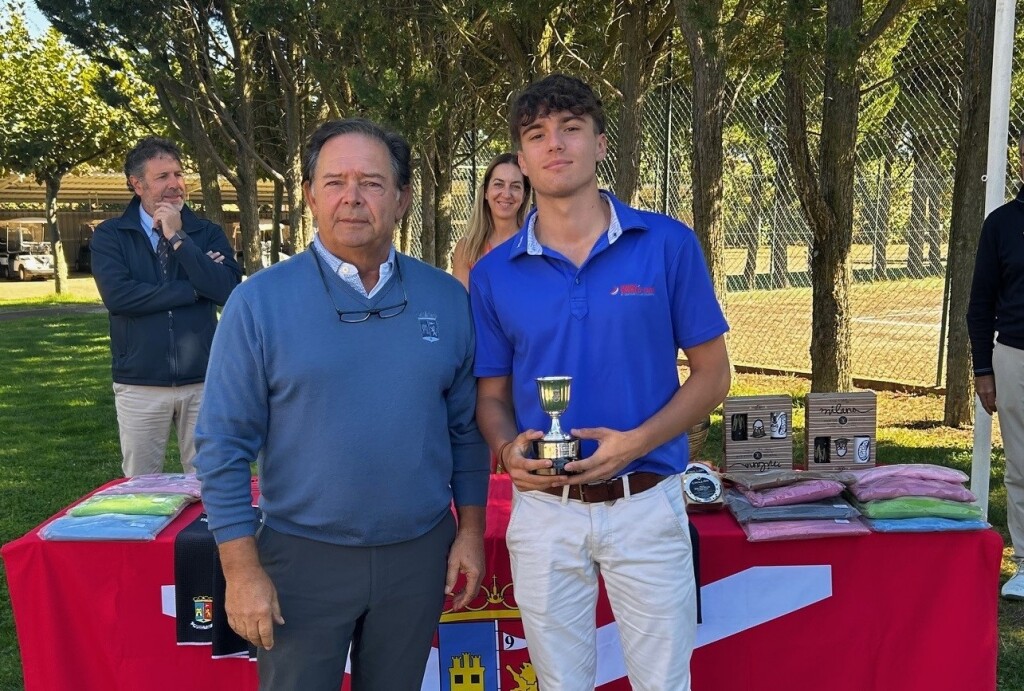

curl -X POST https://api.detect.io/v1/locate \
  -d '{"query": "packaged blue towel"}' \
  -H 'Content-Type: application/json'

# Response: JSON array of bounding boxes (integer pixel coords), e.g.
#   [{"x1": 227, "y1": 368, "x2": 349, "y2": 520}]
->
[
  {"x1": 864, "y1": 517, "x2": 990, "y2": 533},
  {"x1": 40, "y1": 513, "x2": 174, "y2": 541}
]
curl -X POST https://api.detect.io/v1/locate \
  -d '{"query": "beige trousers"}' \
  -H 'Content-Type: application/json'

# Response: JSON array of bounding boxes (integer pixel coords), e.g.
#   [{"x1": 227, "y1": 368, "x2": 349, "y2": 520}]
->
[
  {"x1": 506, "y1": 477, "x2": 696, "y2": 691},
  {"x1": 112, "y1": 382, "x2": 204, "y2": 477},
  {"x1": 994, "y1": 341, "x2": 1024, "y2": 563}
]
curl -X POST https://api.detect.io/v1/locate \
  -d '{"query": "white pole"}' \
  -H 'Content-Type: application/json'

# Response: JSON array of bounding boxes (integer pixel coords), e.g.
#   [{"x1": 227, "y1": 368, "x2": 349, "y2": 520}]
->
[{"x1": 972, "y1": 0, "x2": 1017, "y2": 519}]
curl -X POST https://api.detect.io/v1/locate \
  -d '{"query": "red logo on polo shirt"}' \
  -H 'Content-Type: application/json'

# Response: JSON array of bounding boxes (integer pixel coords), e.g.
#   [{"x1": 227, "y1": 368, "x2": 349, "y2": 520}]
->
[{"x1": 610, "y1": 284, "x2": 655, "y2": 296}]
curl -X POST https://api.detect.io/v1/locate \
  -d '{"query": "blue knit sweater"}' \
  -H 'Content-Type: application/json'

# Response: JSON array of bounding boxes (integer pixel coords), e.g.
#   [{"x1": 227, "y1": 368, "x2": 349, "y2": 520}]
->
[{"x1": 194, "y1": 248, "x2": 489, "y2": 546}]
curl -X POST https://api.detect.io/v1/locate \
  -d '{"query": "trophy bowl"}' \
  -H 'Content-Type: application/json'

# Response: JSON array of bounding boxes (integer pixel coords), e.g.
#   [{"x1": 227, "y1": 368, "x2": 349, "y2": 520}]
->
[{"x1": 532, "y1": 376, "x2": 580, "y2": 475}]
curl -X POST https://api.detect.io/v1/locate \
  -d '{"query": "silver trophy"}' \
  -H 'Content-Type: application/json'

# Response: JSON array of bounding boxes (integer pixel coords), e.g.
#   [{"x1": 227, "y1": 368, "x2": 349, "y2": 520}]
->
[{"x1": 532, "y1": 376, "x2": 581, "y2": 475}]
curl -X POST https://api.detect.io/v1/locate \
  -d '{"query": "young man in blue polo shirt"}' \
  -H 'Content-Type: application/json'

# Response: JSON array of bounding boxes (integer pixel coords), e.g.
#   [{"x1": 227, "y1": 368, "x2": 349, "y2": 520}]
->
[{"x1": 470, "y1": 74, "x2": 731, "y2": 690}]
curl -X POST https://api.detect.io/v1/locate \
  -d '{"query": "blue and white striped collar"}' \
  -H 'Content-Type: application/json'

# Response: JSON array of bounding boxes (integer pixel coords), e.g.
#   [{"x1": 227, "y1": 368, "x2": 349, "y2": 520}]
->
[{"x1": 312, "y1": 234, "x2": 396, "y2": 299}]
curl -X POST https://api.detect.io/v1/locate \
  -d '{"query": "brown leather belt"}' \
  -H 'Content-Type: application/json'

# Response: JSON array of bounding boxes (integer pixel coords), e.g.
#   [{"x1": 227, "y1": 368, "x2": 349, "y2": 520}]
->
[{"x1": 538, "y1": 472, "x2": 667, "y2": 503}]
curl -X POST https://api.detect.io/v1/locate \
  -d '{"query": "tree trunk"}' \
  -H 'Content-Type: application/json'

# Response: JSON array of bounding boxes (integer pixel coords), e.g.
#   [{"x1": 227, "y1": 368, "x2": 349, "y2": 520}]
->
[
  {"x1": 45, "y1": 177, "x2": 68, "y2": 295},
  {"x1": 924, "y1": 158, "x2": 944, "y2": 276},
  {"x1": 399, "y1": 214, "x2": 412, "y2": 256},
  {"x1": 419, "y1": 149, "x2": 437, "y2": 265},
  {"x1": 783, "y1": 0, "x2": 862, "y2": 392},
  {"x1": 231, "y1": 26, "x2": 263, "y2": 275},
  {"x1": 435, "y1": 164, "x2": 455, "y2": 270},
  {"x1": 302, "y1": 206, "x2": 314, "y2": 252},
  {"x1": 286, "y1": 151, "x2": 308, "y2": 253},
  {"x1": 944, "y1": 0, "x2": 995, "y2": 426},
  {"x1": 926, "y1": 216, "x2": 943, "y2": 275},
  {"x1": 236, "y1": 165, "x2": 262, "y2": 275},
  {"x1": 271, "y1": 180, "x2": 283, "y2": 265},
  {"x1": 430, "y1": 125, "x2": 457, "y2": 269},
  {"x1": 744, "y1": 152, "x2": 766, "y2": 290},
  {"x1": 191, "y1": 123, "x2": 224, "y2": 229},
  {"x1": 768, "y1": 128, "x2": 792, "y2": 289},
  {"x1": 906, "y1": 192, "x2": 925, "y2": 276},
  {"x1": 743, "y1": 226, "x2": 758, "y2": 290},
  {"x1": 613, "y1": 0, "x2": 648, "y2": 205},
  {"x1": 811, "y1": 17, "x2": 859, "y2": 393},
  {"x1": 281, "y1": 43, "x2": 310, "y2": 254},
  {"x1": 870, "y1": 155, "x2": 893, "y2": 280},
  {"x1": 809, "y1": 227, "x2": 853, "y2": 391},
  {"x1": 908, "y1": 136, "x2": 941, "y2": 277},
  {"x1": 677, "y1": 0, "x2": 728, "y2": 304},
  {"x1": 769, "y1": 214, "x2": 790, "y2": 289}
]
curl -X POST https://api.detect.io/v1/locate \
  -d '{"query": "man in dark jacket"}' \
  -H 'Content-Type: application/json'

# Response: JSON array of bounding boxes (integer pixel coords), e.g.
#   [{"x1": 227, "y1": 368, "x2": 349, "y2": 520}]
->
[
  {"x1": 968, "y1": 130, "x2": 1024, "y2": 600},
  {"x1": 92, "y1": 136, "x2": 241, "y2": 477}
]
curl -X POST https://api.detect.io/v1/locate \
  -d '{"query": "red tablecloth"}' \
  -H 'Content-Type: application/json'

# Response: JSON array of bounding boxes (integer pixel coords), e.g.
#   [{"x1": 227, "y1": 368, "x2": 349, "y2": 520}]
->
[{"x1": 3, "y1": 476, "x2": 1002, "y2": 690}]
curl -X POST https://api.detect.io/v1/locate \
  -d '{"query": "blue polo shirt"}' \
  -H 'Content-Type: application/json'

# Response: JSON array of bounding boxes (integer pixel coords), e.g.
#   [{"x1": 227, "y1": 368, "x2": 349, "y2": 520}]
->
[{"x1": 470, "y1": 192, "x2": 728, "y2": 476}]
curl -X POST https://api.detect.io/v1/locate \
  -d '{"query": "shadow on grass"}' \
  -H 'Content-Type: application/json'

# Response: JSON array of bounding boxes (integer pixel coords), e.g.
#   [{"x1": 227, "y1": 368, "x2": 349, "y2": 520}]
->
[{"x1": 896, "y1": 420, "x2": 947, "y2": 430}]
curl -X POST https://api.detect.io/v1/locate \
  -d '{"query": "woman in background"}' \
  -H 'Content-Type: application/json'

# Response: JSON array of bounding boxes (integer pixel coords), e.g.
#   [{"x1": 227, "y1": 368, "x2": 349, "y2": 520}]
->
[
  {"x1": 453, "y1": 153, "x2": 530, "y2": 474},
  {"x1": 452, "y1": 153, "x2": 531, "y2": 289}
]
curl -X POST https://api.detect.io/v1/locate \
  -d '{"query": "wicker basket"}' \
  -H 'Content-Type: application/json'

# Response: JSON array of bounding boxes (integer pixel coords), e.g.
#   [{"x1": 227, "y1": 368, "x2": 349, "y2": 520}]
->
[{"x1": 687, "y1": 417, "x2": 711, "y2": 462}]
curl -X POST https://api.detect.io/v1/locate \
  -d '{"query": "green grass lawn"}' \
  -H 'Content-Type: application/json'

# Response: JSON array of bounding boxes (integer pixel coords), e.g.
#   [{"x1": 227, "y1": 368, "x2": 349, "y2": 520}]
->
[
  {"x1": 0, "y1": 309, "x2": 180, "y2": 689},
  {"x1": 0, "y1": 294, "x2": 101, "y2": 312},
  {"x1": 0, "y1": 307, "x2": 1020, "y2": 688}
]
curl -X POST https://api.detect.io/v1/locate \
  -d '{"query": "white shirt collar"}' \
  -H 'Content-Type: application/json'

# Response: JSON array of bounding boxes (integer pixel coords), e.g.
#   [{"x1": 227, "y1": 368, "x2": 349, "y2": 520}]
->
[
  {"x1": 139, "y1": 205, "x2": 155, "y2": 235},
  {"x1": 312, "y1": 234, "x2": 396, "y2": 299}
]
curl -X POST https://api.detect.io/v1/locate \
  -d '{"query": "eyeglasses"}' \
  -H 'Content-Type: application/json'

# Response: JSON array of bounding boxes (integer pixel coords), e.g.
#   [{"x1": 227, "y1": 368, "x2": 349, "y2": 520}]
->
[{"x1": 312, "y1": 247, "x2": 408, "y2": 323}]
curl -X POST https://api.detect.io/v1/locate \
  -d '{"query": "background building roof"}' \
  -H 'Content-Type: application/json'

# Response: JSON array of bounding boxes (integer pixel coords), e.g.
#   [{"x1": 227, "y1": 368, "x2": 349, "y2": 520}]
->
[{"x1": 0, "y1": 173, "x2": 277, "y2": 207}]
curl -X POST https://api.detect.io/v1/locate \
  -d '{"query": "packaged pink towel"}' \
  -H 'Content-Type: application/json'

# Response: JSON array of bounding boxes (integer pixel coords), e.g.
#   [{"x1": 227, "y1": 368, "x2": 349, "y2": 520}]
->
[
  {"x1": 853, "y1": 463, "x2": 968, "y2": 485},
  {"x1": 742, "y1": 518, "x2": 871, "y2": 542},
  {"x1": 738, "y1": 480, "x2": 846, "y2": 508},
  {"x1": 96, "y1": 473, "x2": 203, "y2": 499},
  {"x1": 848, "y1": 477, "x2": 976, "y2": 503}
]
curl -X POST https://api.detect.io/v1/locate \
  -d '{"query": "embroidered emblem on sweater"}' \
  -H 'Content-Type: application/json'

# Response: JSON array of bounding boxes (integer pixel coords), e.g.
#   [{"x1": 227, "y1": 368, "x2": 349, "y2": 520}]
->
[{"x1": 419, "y1": 312, "x2": 439, "y2": 342}]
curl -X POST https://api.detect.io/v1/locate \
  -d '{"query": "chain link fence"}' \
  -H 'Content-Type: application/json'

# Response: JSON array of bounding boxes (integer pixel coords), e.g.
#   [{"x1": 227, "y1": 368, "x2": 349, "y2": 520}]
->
[{"x1": 406, "y1": 7, "x2": 1021, "y2": 389}]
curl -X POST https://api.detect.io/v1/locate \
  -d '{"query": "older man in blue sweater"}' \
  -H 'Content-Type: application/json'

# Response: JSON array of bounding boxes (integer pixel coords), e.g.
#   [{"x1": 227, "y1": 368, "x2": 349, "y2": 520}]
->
[{"x1": 194, "y1": 118, "x2": 489, "y2": 690}]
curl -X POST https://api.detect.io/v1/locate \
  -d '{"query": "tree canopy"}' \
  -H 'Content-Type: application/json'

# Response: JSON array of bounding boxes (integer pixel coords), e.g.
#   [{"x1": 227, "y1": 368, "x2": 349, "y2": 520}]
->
[{"x1": 0, "y1": 1, "x2": 154, "y2": 291}]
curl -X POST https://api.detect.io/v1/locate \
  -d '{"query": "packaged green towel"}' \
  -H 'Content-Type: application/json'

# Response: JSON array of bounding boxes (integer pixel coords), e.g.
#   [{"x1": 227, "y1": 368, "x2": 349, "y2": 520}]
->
[
  {"x1": 850, "y1": 495, "x2": 983, "y2": 521},
  {"x1": 68, "y1": 493, "x2": 193, "y2": 517}
]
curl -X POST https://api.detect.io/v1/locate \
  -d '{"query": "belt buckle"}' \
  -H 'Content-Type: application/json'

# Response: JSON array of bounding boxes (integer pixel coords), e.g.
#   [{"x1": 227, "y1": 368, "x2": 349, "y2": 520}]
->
[{"x1": 587, "y1": 478, "x2": 616, "y2": 503}]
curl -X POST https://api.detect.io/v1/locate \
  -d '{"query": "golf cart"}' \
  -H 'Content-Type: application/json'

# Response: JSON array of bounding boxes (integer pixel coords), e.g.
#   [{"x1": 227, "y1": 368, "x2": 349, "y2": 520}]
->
[{"x1": 0, "y1": 218, "x2": 55, "y2": 281}]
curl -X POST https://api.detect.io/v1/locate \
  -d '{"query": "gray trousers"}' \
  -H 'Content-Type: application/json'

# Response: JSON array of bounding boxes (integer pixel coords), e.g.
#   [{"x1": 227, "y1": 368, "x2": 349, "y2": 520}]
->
[{"x1": 257, "y1": 513, "x2": 456, "y2": 691}]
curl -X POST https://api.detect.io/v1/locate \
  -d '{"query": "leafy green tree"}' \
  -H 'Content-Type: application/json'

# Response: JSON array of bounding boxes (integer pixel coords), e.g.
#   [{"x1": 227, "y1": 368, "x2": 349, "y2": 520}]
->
[
  {"x1": 872, "y1": 3, "x2": 959, "y2": 279},
  {"x1": 781, "y1": 0, "x2": 910, "y2": 391},
  {"x1": 855, "y1": 6, "x2": 920, "y2": 280},
  {"x1": 311, "y1": 0, "x2": 475, "y2": 267},
  {"x1": 39, "y1": 0, "x2": 299, "y2": 274},
  {"x1": 674, "y1": 0, "x2": 767, "y2": 303},
  {"x1": 604, "y1": 0, "x2": 675, "y2": 205},
  {"x1": 0, "y1": 3, "x2": 150, "y2": 292}
]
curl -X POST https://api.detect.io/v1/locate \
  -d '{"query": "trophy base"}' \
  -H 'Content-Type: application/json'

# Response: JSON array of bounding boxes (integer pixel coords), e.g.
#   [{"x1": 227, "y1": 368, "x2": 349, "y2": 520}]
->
[{"x1": 532, "y1": 438, "x2": 580, "y2": 476}]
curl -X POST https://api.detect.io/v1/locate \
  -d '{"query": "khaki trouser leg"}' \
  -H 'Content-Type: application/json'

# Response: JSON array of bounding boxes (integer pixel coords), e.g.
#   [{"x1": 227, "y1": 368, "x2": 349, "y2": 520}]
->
[
  {"x1": 113, "y1": 382, "x2": 204, "y2": 476},
  {"x1": 173, "y1": 385, "x2": 204, "y2": 473},
  {"x1": 994, "y1": 342, "x2": 1024, "y2": 564}
]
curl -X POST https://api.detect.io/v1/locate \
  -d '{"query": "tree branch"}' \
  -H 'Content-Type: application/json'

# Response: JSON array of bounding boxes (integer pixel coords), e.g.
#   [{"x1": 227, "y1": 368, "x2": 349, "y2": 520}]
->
[
  {"x1": 724, "y1": 0, "x2": 756, "y2": 47},
  {"x1": 782, "y1": 25, "x2": 835, "y2": 237},
  {"x1": 155, "y1": 80, "x2": 240, "y2": 190},
  {"x1": 861, "y1": 0, "x2": 910, "y2": 52}
]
